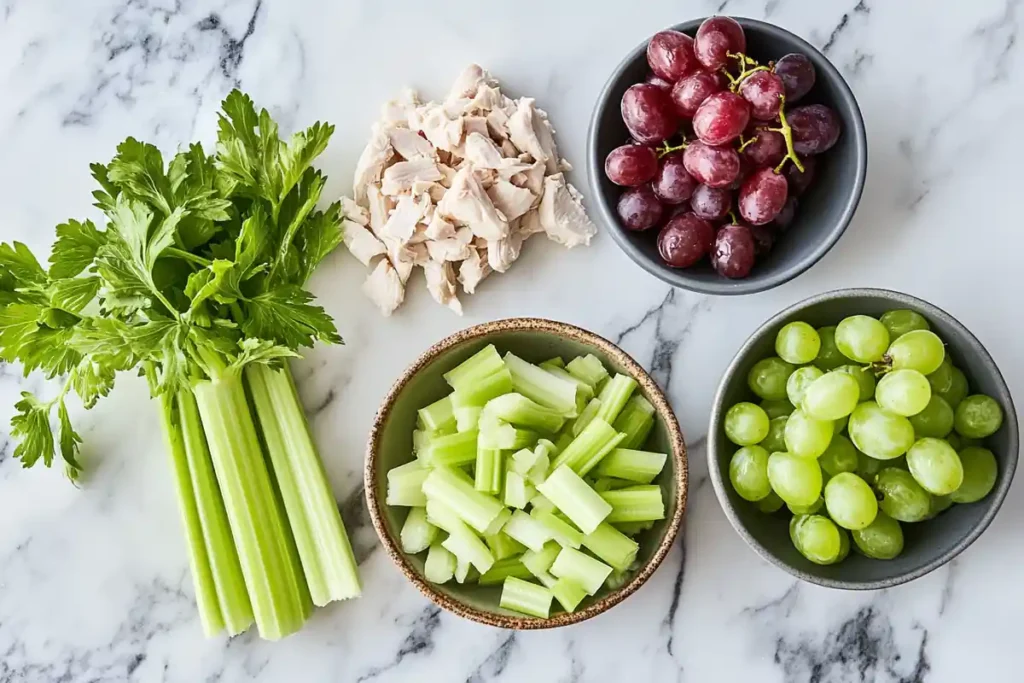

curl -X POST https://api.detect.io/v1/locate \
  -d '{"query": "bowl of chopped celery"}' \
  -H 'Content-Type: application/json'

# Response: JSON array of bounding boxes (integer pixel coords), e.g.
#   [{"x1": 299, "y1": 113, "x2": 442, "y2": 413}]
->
[{"x1": 365, "y1": 318, "x2": 687, "y2": 628}]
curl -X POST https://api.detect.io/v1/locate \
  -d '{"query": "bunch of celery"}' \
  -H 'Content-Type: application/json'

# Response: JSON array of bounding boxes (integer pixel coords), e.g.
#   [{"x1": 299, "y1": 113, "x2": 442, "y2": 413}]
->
[{"x1": 0, "y1": 91, "x2": 360, "y2": 639}]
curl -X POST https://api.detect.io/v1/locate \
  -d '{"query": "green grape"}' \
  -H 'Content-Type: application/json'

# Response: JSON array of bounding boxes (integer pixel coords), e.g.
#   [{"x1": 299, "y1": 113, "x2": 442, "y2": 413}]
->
[
  {"x1": 760, "y1": 398, "x2": 796, "y2": 419},
  {"x1": 729, "y1": 445, "x2": 772, "y2": 501},
  {"x1": 906, "y1": 437, "x2": 964, "y2": 495},
  {"x1": 885, "y1": 330, "x2": 945, "y2": 375},
  {"x1": 908, "y1": 395, "x2": 954, "y2": 438},
  {"x1": 888, "y1": 454, "x2": 909, "y2": 470},
  {"x1": 831, "y1": 528, "x2": 851, "y2": 563},
  {"x1": 790, "y1": 514, "x2": 842, "y2": 564},
  {"x1": 874, "y1": 468, "x2": 932, "y2": 522},
  {"x1": 767, "y1": 451, "x2": 823, "y2": 507},
  {"x1": 813, "y1": 326, "x2": 847, "y2": 370},
  {"x1": 950, "y1": 447, "x2": 998, "y2": 503},
  {"x1": 786, "y1": 366, "x2": 823, "y2": 407},
  {"x1": 835, "y1": 315, "x2": 890, "y2": 363},
  {"x1": 927, "y1": 357, "x2": 955, "y2": 395},
  {"x1": 724, "y1": 402, "x2": 771, "y2": 446},
  {"x1": 936, "y1": 366, "x2": 968, "y2": 408},
  {"x1": 756, "y1": 490, "x2": 785, "y2": 513},
  {"x1": 802, "y1": 372, "x2": 861, "y2": 421},
  {"x1": 856, "y1": 450, "x2": 884, "y2": 479},
  {"x1": 834, "y1": 414, "x2": 849, "y2": 434},
  {"x1": 875, "y1": 369, "x2": 932, "y2": 417},
  {"x1": 879, "y1": 309, "x2": 930, "y2": 340},
  {"x1": 954, "y1": 395, "x2": 1004, "y2": 439},
  {"x1": 824, "y1": 472, "x2": 878, "y2": 530},
  {"x1": 834, "y1": 364, "x2": 876, "y2": 401},
  {"x1": 784, "y1": 408, "x2": 834, "y2": 459},
  {"x1": 776, "y1": 321, "x2": 821, "y2": 365},
  {"x1": 928, "y1": 494, "x2": 953, "y2": 518},
  {"x1": 748, "y1": 357, "x2": 796, "y2": 401},
  {"x1": 820, "y1": 434, "x2": 859, "y2": 477},
  {"x1": 760, "y1": 416, "x2": 789, "y2": 452},
  {"x1": 851, "y1": 511, "x2": 904, "y2": 559},
  {"x1": 946, "y1": 433, "x2": 980, "y2": 451},
  {"x1": 848, "y1": 401, "x2": 915, "y2": 460},
  {"x1": 787, "y1": 497, "x2": 824, "y2": 515}
]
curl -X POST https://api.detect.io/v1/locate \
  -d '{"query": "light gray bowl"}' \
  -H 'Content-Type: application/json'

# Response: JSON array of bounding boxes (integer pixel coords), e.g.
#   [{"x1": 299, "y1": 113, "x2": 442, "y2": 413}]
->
[{"x1": 708, "y1": 288, "x2": 1018, "y2": 589}]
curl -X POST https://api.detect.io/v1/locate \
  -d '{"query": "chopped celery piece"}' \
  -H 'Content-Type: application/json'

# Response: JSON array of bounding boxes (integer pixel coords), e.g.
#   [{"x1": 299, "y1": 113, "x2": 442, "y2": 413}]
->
[
  {"x1": 595, "y1": 374, "x2": 638, "y2": 425},
  {"x1": 551, "y1": 577, "x2": 588, "y2": 612},
  {"x1": 444, "y1": 344, "x2": 504, "y2": 390},
  {"x1": 545, "y1": 365, "x2": 595, "y2": 401},
  {"x1": 425, "y1": 498, "x2": 463, "y2": 532},
  {"x1": 605, "y1": 570, "x2": 631, "y2": 590},
  {"x1": 612, "y1": 520, "x2": 655, "y2": 536},
  {"x1": 474, "y1": 447, "x2": 503, "y2": 495},
  {"x1": 531, "y1": 509, "x2": 584, "y2": 549},
  {"x1": 413, "y1": 429, "x2": 432, "y2": 455},
  {"x1": 592, "y1": 477, "x2": 635, "y2": 492},
  {"x1": 551, "y1": 418, "x2": 618, "y2": 473},
  {"x1": 479, "y1": 414, "x2": 537, "y2": 450},
  {"x1": 529, "y1": 493, "x2": 556, "y2": 513},
  {"x1": 594, "y1": 449, "x2": 667, "y2": 484},
  {"x1": 555, "y1": 431, "x2": 574, "y2": 453},
  {"x1": 541, "y1": 356, "x2": 566, "y2": 369},
  {"x1": 536, "y1": 439, "x2": 557, "y2": 458},
  {"x1": 504, "y1": 471, "x2": 534, "y2": 509},
  {"x1": 422, "y1": 468, "x2": 505, "y2": 534},
  {"x1": 417, "y1": 396, "x2": 456, "y2": 432},
  {"x1": 424, "y1": 430, "x2": 479, "y2": 467},
  {"x1": 386, "y1": 461, "x2": 429, "y2": 507},
  {"x1": 451, "y1": 368, "x2": 514, "y2": 408},
  {"x1": 510, "y1": 448, "x2": 541, "y2": 476},
  {"x1": 576, "y1": 432, "x2": 626, "y2": 478},
  {"x1": 388, "y1": 459, "x2": 428, "y2": 481},
  {"x1": 504, "y1": 352, "x2": 579, "y2": 416},
  {"x1": 400, "y1": 507, "x2": 438, "y2": 555},
  {"x1": 613, "y1": 396, "x2": 656, "y2": 450},
  {"x1": 455, "y1": 406, "x2": 483, "y2": 432},
  {"x1": 483, "y1": 393, "x2": 566, "y2": 433},
  {"x1": 512, "y1": 447, "x2": 549, "y2": 485},
  {"x1": 582, "y1": 523, "x2": 639, "y2": 571},
  {"x1": 550, "y1": 547, "x2": 612, "y2": 596},
  {"x1": 479, "y1": 557, "x2": 532, "y2": 585},
  {"x1": 424, "y1": 543, "x2": 456, "y2": 584},
  {"x1": 572, "y1": 397, "x2": 603, "y2": 437},
  {"x1": 601, "y1": 485, "x2": 666, "y2": 523},
  {"x1": 441, "y1": 525, "x2": 495, "y2": 573},
  {"x1": 500, "y1": 577, "x2": 553, "y2": 618},
  {"x1": 454, "y1": 558, "x2": 472, "y2": 584},
  {"x1": 566, "y1": 354, "x2": 610, "y2": 390},
  {"x1": 502, "y1": 510, "x2": 554, "y2": 552},
  {"x1": 536, "y1": 465, "x2": 612, "y2": 534},
  {"x1": 522, "y1": 540, "x2": 561, "y2": 578},
  {"x1": 485, "y1": 532, "x2": 527, "y2": 560},
  {"x1": 484, "y1": 507, "x2": 512, "y2": 536}
]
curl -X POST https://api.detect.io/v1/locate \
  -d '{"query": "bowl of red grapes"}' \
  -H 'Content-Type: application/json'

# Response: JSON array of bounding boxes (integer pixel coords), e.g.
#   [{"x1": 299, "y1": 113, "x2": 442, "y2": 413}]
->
[
  {"x1": 588, "y1": 17, "x2": 866, "y2": 294},
  {"x1": 708, "y1": 288, "x2": 1017, "y2": 589}
]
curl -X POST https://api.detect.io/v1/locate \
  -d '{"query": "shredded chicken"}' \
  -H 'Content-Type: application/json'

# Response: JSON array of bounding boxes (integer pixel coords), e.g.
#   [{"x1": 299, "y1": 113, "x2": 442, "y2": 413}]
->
[
  {"x1": 388, "y1": 127, "x2": 435, "y2": 160},
  {"x1": 508, "y1": 98, "x2": 559, "y2": 174},
  {"x1": 381, "y1": 193, "x2": 430, "y2": 243},
  {"x1": 424, "y1": 260, "x2": 463, "y2": 315},
  {"x1": 353, "y1": 124, "x2": 393, "y2": 206},
  {"x1": 341, "y1": 196, "x2": 369, "y2": 226},
  {"x1": 362, "y1": 259, "x2": 405, "y2": 316},
  {"x1": 458, "y1": 246, "x2": 492, "y2": 294},
  {"x1": 487, "y1": 180, "x2": 536, "y2": 221},
  {"x1": 342, "y1": 221, "x2": 386, "y2": 267},
  {"x1": 381, "y1": 158, "x2": 443, "y2": 196},
  {"x1": 437, "y1": 167, "x2": 509, "y2": 241},
  {"x1": 538, "y1": 174, "x2": 597, "y2": 248}
]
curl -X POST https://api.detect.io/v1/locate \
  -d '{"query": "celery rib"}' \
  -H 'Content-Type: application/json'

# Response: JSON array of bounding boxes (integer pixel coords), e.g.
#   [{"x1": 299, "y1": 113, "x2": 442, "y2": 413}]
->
[{"x1": 500, "y1": 577, "x2": 553, "y2": 618}]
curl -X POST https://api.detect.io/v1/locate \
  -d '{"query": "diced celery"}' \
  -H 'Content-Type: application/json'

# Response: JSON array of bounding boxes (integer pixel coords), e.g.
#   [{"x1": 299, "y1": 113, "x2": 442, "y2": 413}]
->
[
  {"x1": 483, "y1": 393, "x2": 566, "y2": 434},
  {"x1": 386, "y1": 462, "x2": 429, "y2": 507},
  {"x1": 566, "y1": 354, "x2": 610, "y2": 390},
  {"x1": 388, "y1": 459, "x2": 428, "y2": 482},
  {"x1": 601, "y1": 485, "x2": 666, "y2": 523},
  {"x1": 413, "y1": 429, "x2": 432, "y2": 456},
  {"x1": 536, "y1": 439, "x2": 557, "y2": 458},
  {"x1": 502, "y1": 510, "x2": 554, "y2": 552},
  {"x1": 441, "y1": 525, "x2": 495, "y2": 573},
  {"x1": 591, "y1": 477, "x2": 635, "y2": 493},
  {"x1": 550, "y1": 547, "x2": 612, "y2": 596},
  {"x1": 451, "y1": 368, "x2": 514, "y2": 408},
  {"x1": 595, "y1": 374, "x2": 637, "y2": 425},
  {"x1": 536, "y1": 465, "x2": 612, "y2": 534},
  {"x1": 582, "y1": 522, "x2": 639, "y2": 571},
  {"x1": 444, "y1": 344, "x2": 505, "y2": 390},
  {"x1": 510, "y1": 448, "x2": 539, "y2": 475},
  {"x1": 485, "y1": 532, "x2": 527, "y2": 560},
  {"x1": 503, "y1": 471, "x2": 534, "y2": 509},
  {"x1": 417, "y1": 396, "x2": 456, "y2": 432},
  {"x1": 478, "y1": 557, "x2": 532, "y2": 585},
  {"x1": 529, "y1": 493, "x2": 556, "y2": 513},
  {"x1": 551, "y1": 577, "x2": 588, "y2": 612},
  {"x1": 612, "y1": 521, "x2": 655, "y2": 536},
  {"x1": 424, "y1": 430, "x2": 479, "y2": 467},
  {"x1": 400, "y1": 507, "x2": 438, "y2": 554},
  {"x1": 545, "y1": 365, "x2": 595, "y2": 401},
  {"x1": 605, "y1": 570, "x2": 631, "y2": 590},
  {"x1": 454, "y1": 558, "x2": 472, "y2": 584},
  {"x1": 483, "y1": 507, "x2": 512, "y2": 536},
  {"x1": 522, "y1": 540, "x2": 561, "y2": 578},
  {"x1": 594, "y1": 448, "x2": 667, "y2": 483},
  {"x1": 474, "y1": 447, "x2": 503, "y2": 495},
  {"x1": 500, "y1": 577, "x2": 553, "y2": 618},
  {"x1": 551, "y1": 418, "x2": 618, "y2": 473},
  {"x1": 455, "y1": 406, "x2": 483, "y2": 432},
  {"x1": 576, "y1": 432, "x2": 626, "y2": 478},
  {"x1": 571, "y1": 397, "x2": 603, "y2": 437},
  {"x1": 424, "y1": 543, "x2": 456, "y2": 584},
  {"x1": 540, "y1": 356, "x2": 566, "y2": 369},
  {"x1": 422, "y1": 468, "x2": 505, "y2": 534},
  {"x1": 425, "y1": 498, "x2": 463, "y2": 532},
  {"x1": 479, "y1": 414, "x2": 537, "y2": 450},
  {"x1": 531, "y1": 509, "x2": 584, "y2": 549},
  {"x1": 555, "y1": 432, "x2": 574, "y2": 453},
  {"x1": 504, "y1": 352, "x2": 579, "y2": 416},
  {"x1": 613, "y1": 396, "x2": 656, "y2": 450}
]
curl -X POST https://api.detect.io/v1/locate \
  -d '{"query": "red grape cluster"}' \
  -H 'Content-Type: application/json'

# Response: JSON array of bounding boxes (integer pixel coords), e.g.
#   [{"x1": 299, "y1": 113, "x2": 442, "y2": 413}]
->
[{"x1": 604, "y1": 17, "x2": 842, "y2": 279}]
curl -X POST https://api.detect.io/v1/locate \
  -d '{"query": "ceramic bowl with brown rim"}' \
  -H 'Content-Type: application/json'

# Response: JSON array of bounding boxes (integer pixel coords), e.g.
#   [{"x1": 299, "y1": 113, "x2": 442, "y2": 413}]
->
[{"x1": 365, "y1": 318, "x2": 687, "y2": 629}]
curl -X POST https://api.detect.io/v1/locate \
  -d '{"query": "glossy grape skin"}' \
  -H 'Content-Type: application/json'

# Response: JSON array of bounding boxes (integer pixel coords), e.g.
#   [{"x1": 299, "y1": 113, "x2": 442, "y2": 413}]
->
[
  {"x1": 786, "y1": 366, "x2": 823, "y2": 408},
  {"x1": 803, "y1": 372, "x2": 861, "y2": 421},
  {"x1": 824, "y1": 472, "x2": 878, "y2": 530},
  {"x1": 621, "y1": 84, "x2": 679, "y2": 144},
  {"x1": 776, "y1": 321, "x2": 820, "y2": 365},
  {"x1": 729, "y1": 445, "x2": 772, "y2": 501},
  {"x1": 928, "y1": 494, "x2": 954, "y2": 518},
  {"x1": 738, "y1": 167, "x2": 788, "y2": 225},
  {"x1": 761, "y1": 398, "x2": 796, "y2": 419},
  {"x1": 645, "y1": 73, "x2": 673, "y2": 91},
  {"x1": 874, "y1": 468, "x2": 932, "y2": 522},
  {"x1": 820, "y1": 434, "x2": 860, "y2": 477},
  {"x1": 658, "y1": 213, "x2": 715, "y2": 268},
  {"x1": 936, "y1": 367, "x2": 969, "y2": 408},
  {"x1": 771, "y1": 197, "x2": 798, "y2": 230},
  {"x1": 652, "y1": 153, "x2": 698, "y2": 204},
  {"x1": 789, "y1": 104, "x2": 841, "y2": 155},
  {"x1": 741, "y1": 129, "x2": 786, "y2": 167},
  {"x1": 812, "y1": 326, "x2": 845, "y2": 371},
  {"x1": 725, "y1": 402, "x2": 771, "y2": 445},
  {"x1": 954, "y1": 395, "x2": 1004, "y2": 438},
  {"x1": 616, "y1": 184, "x2": 664, "y2": 231},
  {"x1": 950, "y1": 447, "x2": 998, "y2": 503},
  {"x1": 604, "y1": 144, "x2": 659, "y2": 186},
  {"x1": 690, "y1": 184, "x2": 733, "y2": 220},
  {"x1": 851, "y1": 511, "x2": 903, "y2": 560},
  {"x1": 927, "y1": 357, "x2": 955, "y2": 396},
  {"x1": 857, "y1": 451, "x2": 884, "y2": 480},
  {"x1": 768, "y1": 452, "x2": 822, "y2": 507},
  {"x1": 693, "y1": 92, "x2": 751, "y2": 146},
  {"x1": 885, "y1": 330, "x2": 945, "y2": 375},
  {"x1": 647, "y1": 30, "x2": 700, "y2": 82},
  {"x1": 784, "y1": 408, "x2": 834, "y2": 459},
  {"x1": 835, "y1": 364, "x2": 877, "y2": 401},
  {"x1": 711, "y1": 224, "x2": 756, "y2": 278},
  {"x1": 774, "y1": 53, "x2": 816, "y2": 102},
  {"x1": 835, "y1": 315, "x2": 890, "y2": 363},
  {"x1": 788, "y1": 498, "x2": 824, "y2": 515},
  {"x1": 880, "y1": 309, "x2": 930, "y2": 340},
  {"x1": 670, "y1": 70, "x2": 724, "y2": 118},
  {"x1": 748, "y1": 357, "x2": 795, "y2": 401},
  {"x1": 725, "y1": 157, "x2": 753, "y2": 191},
  {"x1": 694, "y1": 16, "x2": 746, "y2": 70},
  {"x1": 783, "y1": 155, "x2": 816, "y2": 195},
  {"x1": 848, "y1": 401, "x2": 915, "y2": 460},
  {"x1": 757, "y1": 490, "x2": 785, "y2": 513},
  {"x1": 749, "y1": 224, "x2": 775, "y2": 256},
  {"x1": 739, "y1": 70, "x2": 785, "y2": 120},
  {"x1": 760, "y1": 416, "x2": 789, "y2": 453},
  {"x1": 908, "y1": 395, "x2": 954, "y2": 438},
  {"x1": 790, "y1": 514, "x2": 841, "y2": 564},
  {"x1": 906, "y1": 438, "x2": 964, "y2": 495},
  {"x1": 875, "y1": 369, "x2": 932, "y2": 417},
  {"x1": 682, "y1": 141, "x2": 741, "y2": 188}
]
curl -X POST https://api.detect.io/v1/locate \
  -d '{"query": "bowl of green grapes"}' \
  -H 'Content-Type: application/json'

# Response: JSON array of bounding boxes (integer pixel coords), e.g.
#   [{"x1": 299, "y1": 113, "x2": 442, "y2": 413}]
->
[{"x1": 708, "y1": 288, "x2": 1017, "y2": 589}]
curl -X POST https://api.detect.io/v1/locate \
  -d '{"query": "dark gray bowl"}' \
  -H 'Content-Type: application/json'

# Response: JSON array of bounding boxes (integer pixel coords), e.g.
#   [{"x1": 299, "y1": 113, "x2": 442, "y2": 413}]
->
[
  {"x1": 708, "y1": 288, "x2": 1018, "y2": 589},
  {"x1": 587, "y1": 17, "x2": 867, "y2": 295}
]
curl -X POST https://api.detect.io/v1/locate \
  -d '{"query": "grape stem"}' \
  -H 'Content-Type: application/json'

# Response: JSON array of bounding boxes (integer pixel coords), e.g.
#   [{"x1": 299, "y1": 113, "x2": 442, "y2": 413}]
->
[
  {"x1": 727, "y1": 210, "x2": 739, "y2": 225},
  {"x1": 656, "y1": 139, "x2": 688, "y2": 158},
  {"x1": 737, "y1": 135, "x2": 758, "y2": 153},
  {"x1": 724, "y1": 52, "x2": 771, "y2": 91},
  {"x1": 768, "y1": 95, "x2": 805, "y2": 174}
]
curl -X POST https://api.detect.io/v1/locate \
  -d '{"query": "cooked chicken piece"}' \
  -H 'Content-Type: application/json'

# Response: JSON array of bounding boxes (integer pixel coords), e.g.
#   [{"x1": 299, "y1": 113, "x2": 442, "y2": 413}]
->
[
  {"x1": 411, "y1": 179, "x2": 436, "y2": 196},
  {"x1": 340, "y1": 196, "x2": 369, "y2": 226},
  {"x1": 487, "y1": 180, "x2": 536, "y2": 221},
  {"x1": 381, "y1": 158, "x2": 443, "y2": 196},
  {"x1": 538, "y1": 174, "x2": 597, "y2": 248},
  {"x1": 507, "y1": 159, "x2": 546, "y2": 195},
  {"x1": 410, "y1": 103, "x2": 464, "y2": 153},
  {"x1": 472, "y1": 166, "x2": 499, "y2": 189},
  {"x1": 426, "y1": 227, "x2": 474, "y2": 262},
  {"x1": 519, "y1": 207, "x2": 545, "y2": 237},
  {"x1": 353, "y1": 124, "x2": 393, "y2": 205},
  {"x1": 500, "y1": 139, "x2": 519, "y2": 158},
  {"x1": 463, "y1": 116, "x2": 490, "y2": 139},
  {"x1": 342, "y1": 220, "x2": 386, "y2": 266},
  {"x1": 559, "y1": 158, "x2": 573, "y2": 172},
  {"x1": 390, "y1": 249, "x2": 416, "y2": 284},
  {"x1": 409, "y1": 224, "x2": 430, "y2": 244},
  {"x1": 463, "y1": 133, "x2": 507, "y2": 169},
  {"x1": 437, "y1": 163, "x2": 457, "y2": 188},
  {"x1": 424, "y1": 260, "x2": 463, "y2": 315},
  {"x1": 444, "y1": 98, "x2": 472, "y2": 117},
  {"x1": 486, "y1": 108, "x2": 510, "y2": 141},
  {"x1": 437, "y1": 167, "x2": 509, "y2": 241},
  {"x1": 381, "y1": 88, "x2": 421, "y2": 125},
  {"x1": 382, "y1": 193, "x2": 431, "y2": 244},
  {"x1": 425, "y1": 212, "x2": 457, "y2": 240},
  {"x1": 466, "y1": 85, "x2": 503, "y2": 114},
  {"x1": 363, "y1": 259, "x2": 405, "y2": 316},
  {"x1": 507, "y1": 98, "x2": 560, "y2": 174},
  {"x1": 487, "y1": 231, "x2": 524, "y2": 273},
  {"x1": 533, "y1": 107, "x2": 561, "y2": 173},
  {"x1": 458, "y1": 246, "x2": 492, "y2": 294},
  {"x1": 446, "y1": 64, "x2": 496, "y2": 104},
  {"x1": 388, "y1": 127, "x2": 435, "y2": 160},
  {"x1": 366, "y1": 184, "x2": 390, "y2": 239}
]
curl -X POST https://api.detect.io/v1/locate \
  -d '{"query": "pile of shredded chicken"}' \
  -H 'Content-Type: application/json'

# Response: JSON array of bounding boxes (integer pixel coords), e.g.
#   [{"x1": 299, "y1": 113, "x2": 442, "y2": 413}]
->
[{"x1": 341, "y1": 64, "x2": 597, "y2": 316}]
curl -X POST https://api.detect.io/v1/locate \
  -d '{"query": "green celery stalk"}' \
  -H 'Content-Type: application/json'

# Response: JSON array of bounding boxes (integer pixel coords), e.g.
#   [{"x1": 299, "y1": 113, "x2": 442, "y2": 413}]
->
[
  {"x1": 455, "y1": 406, "x2": 483, "y2": 432},
  {"x1": 531, "y1": 509, "x2": 584, "y2": 549},
  {"x1": 413, "y1": 429, "x2": 432, "y2": 456},
  {"x1": 400, "y1": 507, "x2": 438, "y2": 554},
  {"x1": 441, "y1": 526, "x2": 495, "y2": 573},
  {"x1": 571, "y1": 397, "x2": 603, "y2": 437},
  {"x1": 529, "y1": 493, "x2": 556, "y2": 513},
  {"x1": 417, "y1": 396, "x2": 456, "y2": 432},
  {"x1": 551, "y1": 418, "x2": 618, "y2": 473},
  {"x1": 594, "y1": 448, "x2": 667, "y2": 483},
  {"x1": 422, "y1": 468, "x2": 505, "y2": 534},
  {"x1": 536, "y1": 465, "x2": 612, "y2": 534},
  {"x1": 386, "y1": 464, "x2": 429, "y2": 506},
  {"x1": 451, "y1": 368, "x2": 514, "y2": 408},
  {"x1": 485, "y1": 531, "x2": 527, "y2": 560},
  {"x1": 478, "y1": 557, "x2": 532, "y2": 585},
  {"x1": 503, "y1": 471, "x2": 534, "y2": 509},
  {"x1": 444, "y1": 344, "x2": 504, "y2": 390},
  {"x1": 613, "y1": 396, "x2": 655, "y2": 450},
  {"x1": 500, "y1": 577, "x2": 553, "y2": 618},
  {"x1": 592, "y1": 477, "x2": 635, "y2": 493},
  {"x1": 503, "y1": 353, "x2": 578, "y2": 416},
  {"x1": 595, "y1": 375, "x2": 637, "y2": 425},
  {"x1": 582, "y1": 522, "x2": 638, "y2": 571},
  {"x1": 454, "y1": 558, "x2": 473, "y2": 584},
  {"x1": 611, "y1": 520, "x2": 655, "y2": 536},
  {"x1": 478, "y1": 414, "x2": 537, "y2": 450},
  {"x1": 521, "y1": 540, "x2": 561, "y2": 578},
  {"x1": 424, "y1": 430, "x2": 479, "y2": 467},
  {"x1": 605, "y1": 570, "x2": 630, "y2": 590},
  {"x1": 565, "y1": 354, "x2": 610, "y2": 390},
  {"x1": 510, "y1": 447, "x2": 549, "y2": 484},
  {"x1": 601, "y1": 485, "x2": 666, "y2": 523},
  {"x1": 551, "y1": 577, "x2": 588, "y2": 612},
  {"x1": 576, "y1": 432, "x2": 626, "y2": 478},
  {"x1": 502, "y1": 509, "x2": 554, "y2": 552},
  {"x1": 424, "y1": 543, "x2": 456, "y2": 583},
  {"x1": 483, "y1": 393, "x2": 566, "y2": 433},
  {"x1": 539, "y1": 357, "x2": 565, "y2": 370},
  {"x1": 550, "y1": 547, "x2": 612, "y2": 595},
  {"x1": 554, "y1": 432, "x2": 574, "y2": 453},
  {"x1": 474, "y1": 447, "x2": 503, "y2": 494},
  {"x1": 545, "y1": 365, "x2": 594, "y2": 400}
]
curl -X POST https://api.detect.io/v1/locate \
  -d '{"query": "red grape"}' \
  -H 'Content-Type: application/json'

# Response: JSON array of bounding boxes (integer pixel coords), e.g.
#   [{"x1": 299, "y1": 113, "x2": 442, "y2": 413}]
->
[
  {"x1": 694, "y1": 17, "x2": 746, "y2": 71},
  {"x1": 772, "y1": 197, "x2": 798, "y2": 230},
  {"x1": 605, "y1": 144, "x2": 659, "y2": 186},
  {"x1": 647, "y1": 31, "x2": 700, "y2": 82},
  {"x1": 774, "y1": 53, "x2": 816, "y2": 102},
  {"x1": 645, "y1": 73, "x2": 673, "y2": 91},
  {"x1": 658, "y1": 213, "x2": 716, "y2": 268},
  {"x1": 789, "y1": 104, "x2": 841, "y2": 155},
  {"x1": 783, "y1": 155, "x2": 816, "y2": 195},
  {"x1": 652, "y1": 153, "x2": 698, "y2": 204},
  {"x1": 621, "y1": 84, "x2": 678, "y2": 144},
  {"x1": 738, "y1": 167, "x2": 788, "y2": 225},
  {"x1": 690, "y1": 184, "x2": 732, "y2": 220},
  {"x1": 739, "y1": 71, "x2": 785, "y2": 120},
  {"x1": 749, "y1": 224, "x2": 775, "y2": 255},
  {"x1": 725, "y1": 157, "x2": 752, "y2": 190},
  {"x1": 669, "y1": 70, "x2": 724, "y2": 118},
  {"x1": 711, "y1": 224, "x2": 756, "y2": 278},
  {"x1": 683, "y1": 141, "x2": 740, "y2": 188},
  {"x1": 617, "y1": 184, "x2": 664, "y2": 231},
  {"x1": 693, "y1": 92, "x2": 750, "y2": 146},
  {"x1": 741, "y1": 129, "x2": 786, "y2": 167}
]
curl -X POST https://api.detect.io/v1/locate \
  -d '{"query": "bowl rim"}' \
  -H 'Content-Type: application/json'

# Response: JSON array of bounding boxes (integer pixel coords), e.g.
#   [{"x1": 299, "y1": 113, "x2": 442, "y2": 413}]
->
[
  {"x1": 586, "y1": 16, "x2": 868, "y2": 296},
  {"x1": 707, "y1": 287, "x2": 1019, "y2": 589},
  {"x1": 364, "y1": 317, "x2": 689, "y2": 628}
]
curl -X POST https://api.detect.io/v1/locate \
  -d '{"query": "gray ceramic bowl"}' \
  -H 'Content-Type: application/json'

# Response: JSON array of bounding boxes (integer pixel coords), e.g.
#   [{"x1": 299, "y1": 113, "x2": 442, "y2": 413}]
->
[
  {"x1": 588, "y1": 17, "x2": 867, "y2": 295},
  {"x1": 708, "y1": 288, "x2": 1018, "y2": 589}
]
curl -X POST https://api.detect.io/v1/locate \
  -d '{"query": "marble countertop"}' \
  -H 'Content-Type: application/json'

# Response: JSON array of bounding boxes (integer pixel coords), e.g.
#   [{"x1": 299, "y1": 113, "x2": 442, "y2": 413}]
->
[{"x1": 1, "y1": 0, "x2": 1021, "y2": 681}]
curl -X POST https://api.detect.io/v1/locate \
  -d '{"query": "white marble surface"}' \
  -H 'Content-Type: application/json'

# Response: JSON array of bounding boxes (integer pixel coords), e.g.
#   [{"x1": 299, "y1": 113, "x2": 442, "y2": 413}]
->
[{"x1": 1, "y1": 0, "x2": 1022, "y2": 681}]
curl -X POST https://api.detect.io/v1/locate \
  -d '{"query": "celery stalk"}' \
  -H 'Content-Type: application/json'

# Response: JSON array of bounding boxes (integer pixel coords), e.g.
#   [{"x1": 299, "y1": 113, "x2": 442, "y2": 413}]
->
[
  {"x1": 478, "y1": 414, "x2": 537, "y2": 450},
  {"x1": 565, "y1": 354, "x2": 609, "y2": 390},
  {"x1": 595, "y1": 375, "x2": 637, "y2": 425},
  {"x1": 386, "y1": 465, "x2": 428, "y2": 506},
  {"x1": 503, "y1": 471, "x2": 534, "y2": 509},
  {"x1": 612, "y1": 520, "x2": 655, "y2": 536},
  {"x1": 444, "y1": 344, "x2": 504, "y2": 389},
  {"x1": 582, "y1": 523, "x2": 639, "y2": 571},
  {"x1": 417, "y1": 396, "x2": 456, "y2": 432},
  {"x1": 594, "y1": 449, "x2": 667, "y2": 484},
  {"x1": 413, "y1": 429, "x2": 432, "y2": 456},
  {"x1": 613, "y1": 396, "x2": 655, "y2": 450},
  {"x1": 550, "y1": 547, "x2": 612, "y2": 595},
  {"x1": 485, "y1": 531, "x2": 526, "y2": 560},
  {"x1": 531, "y1": 509, "x2": 584, "y2": 549},
  {"x1": 500, "y1": 577, "x2": 553, "y2": 618},
  {"x1": 592, "y1": 477, "x2": 634, "y2": 492},
  {"x1": 478, "y1": 557, "x2": 532, "y2": 585},
  {"x1": 424, "y1": 543, "x2": 456, "y2": 583},
  {"x1": 551, "y1": 418, "x2": 618, "y2": 473},
  {"x1": 455, "y1": 406, "x2": 483, "y2": 432},
  {"x1": 423, "y1": 430, "x2": 479, "y2": 467},
  {"x1": 521, "y1": 540, "x2": 561, "y2": 578},
  {"x1": 536, "y1": 465, "x2": 612, "y2": 534},
  {"x1": 503, "y1": 353, "x2": 578, "y2": 416},
  {"x1": 475, "y1": 447, "x2": 503, "y2": 494},
  {"x1": 441, "y1": 526, "x2": 495, "y2": 573},
  {"x1": 502, "y1": 509, "x2": 554, "y2": 552},
  {"x1": 529, "y1": 493, "x2": 556, "y2": 513},
  {"x1": 454, "y1": 558, "x2": 473, "y2": 583},
  {"x1": 571, "y1": 397, "x2": 603, "y2": 437},
  {"x1": 400, "y1": 507, "x2": 438, "y2": 554},
  {"x1": 551, "y1": 577, "x2": 588, "y2": 612},
  {"x1": 483, "y1": 393, "x2": 566, "y2": 433},
  {"x1": 545, "y1": 365, "x2": 595, "y2": 400},
  {"x1": 451, "y1": 368, "x2": 514, "y2": 408},
  {"x1": 484, "y1": 507, "x2": 512, "y2": 536},
  {"x1": 600, "y1": 485, "x2": 666, "y2": 523},
  {"x1": 422, "y1": 468, "x2": 505, "y2": 534},
  {"x1": 576, "y1": 432, "x2": 626, "y2": 478},
  {"x1": 555, "y1": 432, "x2": 573, "y2": 453}
]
